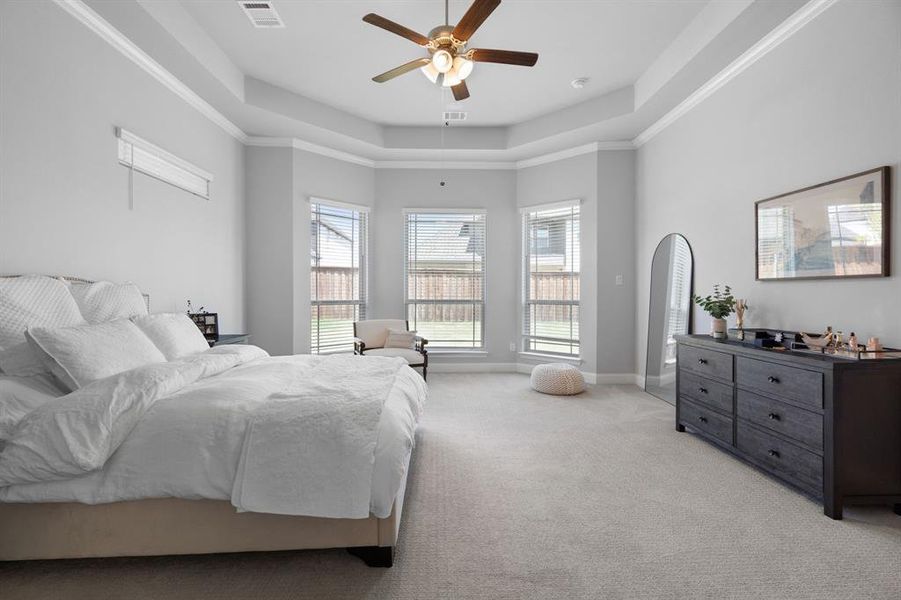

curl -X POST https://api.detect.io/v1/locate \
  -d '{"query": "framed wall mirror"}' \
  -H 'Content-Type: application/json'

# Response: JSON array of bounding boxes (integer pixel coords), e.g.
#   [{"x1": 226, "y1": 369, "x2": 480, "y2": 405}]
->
[
  {"x1": 645, "y1": 234, "x2": 693, "y2": 405},
  {"x1": 756, "y1": 167, "x2": 890, "y2": 281}
]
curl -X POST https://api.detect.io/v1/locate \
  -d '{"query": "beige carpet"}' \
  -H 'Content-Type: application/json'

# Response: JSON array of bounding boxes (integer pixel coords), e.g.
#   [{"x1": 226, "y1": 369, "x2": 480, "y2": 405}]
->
[{"x1": 2, "y1": 374, "x2": 899, "y2": 599}]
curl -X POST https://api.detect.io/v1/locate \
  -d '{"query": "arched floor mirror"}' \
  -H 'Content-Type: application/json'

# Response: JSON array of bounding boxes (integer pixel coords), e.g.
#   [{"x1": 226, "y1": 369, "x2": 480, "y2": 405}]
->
[{"x1": 645, "y1": 234, "x2": 694, "y2": 405}]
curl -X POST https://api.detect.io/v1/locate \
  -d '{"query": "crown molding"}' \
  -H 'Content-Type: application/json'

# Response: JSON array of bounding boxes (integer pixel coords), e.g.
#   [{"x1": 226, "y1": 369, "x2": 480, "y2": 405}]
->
[
  {"x1": 53, "y1": 0, "x2": 247, "y2": 143},
  {"x1": 633, "y1": 0, "x2": 838, "y2": 147},
  {"x1": 374, "y1": 161, "x2": 516, "y2": 170},
  {"x1": 245, "y1": 136, "x2": 376, "y2": 167},
  {"x1": 515, "y1": 141, "x2": 634, "y2": 170},
  {"x1": 245, "y1": 137, "x2": 637, "y2": 170},
  {"x1": 54, "y1": 0, "x2": 834, "y2": 166}
]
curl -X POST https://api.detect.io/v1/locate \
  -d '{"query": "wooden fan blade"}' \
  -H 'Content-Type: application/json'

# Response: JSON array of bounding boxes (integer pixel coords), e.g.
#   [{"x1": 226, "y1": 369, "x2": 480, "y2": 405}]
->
[
  {"x1": 452, "y1": 0, "x2": 501, "y2": 42},
  {"x1": 452, "y1": 81, "x2": 470, "y2": 101},
  {"x1": 363, "y1": 13, "x2": 430, "y2": 46},
  {"x1": 469, "y1": 48, "x2": 538, "y2": 67},
  {"x1": 372, "y1": 57, "x2": 431, "y2": 83}
]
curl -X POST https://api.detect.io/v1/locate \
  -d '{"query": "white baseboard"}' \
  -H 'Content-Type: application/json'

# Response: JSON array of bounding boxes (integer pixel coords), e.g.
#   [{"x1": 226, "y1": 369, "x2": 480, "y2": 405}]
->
[
  {"x1": 592, "y1": 373, "x2": 642, "y2": 385},
  {"x1": 427, "y1": 361, "x2": 638, "y2": 386},
  {"x1": 427, "y1": 362, "x2": 517, "y2": 374}
]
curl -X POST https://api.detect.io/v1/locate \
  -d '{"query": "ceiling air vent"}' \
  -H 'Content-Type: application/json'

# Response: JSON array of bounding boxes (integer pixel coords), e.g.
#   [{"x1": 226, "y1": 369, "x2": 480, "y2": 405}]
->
[
  {"x1": 238, "y1": 1, "x2": 285, "y2": 28},
  {"x1": 443, "y1": 111, "x2": 467, "y2": 122}
]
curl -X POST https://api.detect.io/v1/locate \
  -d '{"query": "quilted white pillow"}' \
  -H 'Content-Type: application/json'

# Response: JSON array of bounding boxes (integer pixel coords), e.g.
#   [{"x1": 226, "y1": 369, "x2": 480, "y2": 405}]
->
[
  {"x1": 0, "y1": 276, "x2": 85, "y2": 349},
  {"x1": 67, "y1": 281, "x2": 148, "y2": 323},
  {"x1": 132, "y1": 313, "x2": 210, "y2": 360},
  {"x1": 26, "y1": 319, "x2": 166, "y2": 391}
]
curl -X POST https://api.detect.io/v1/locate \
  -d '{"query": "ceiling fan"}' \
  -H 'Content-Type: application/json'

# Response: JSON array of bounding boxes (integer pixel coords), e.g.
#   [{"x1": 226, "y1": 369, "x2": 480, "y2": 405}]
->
[{"x1": 363, "y1": 0, "x2": 538, "y2": 101}]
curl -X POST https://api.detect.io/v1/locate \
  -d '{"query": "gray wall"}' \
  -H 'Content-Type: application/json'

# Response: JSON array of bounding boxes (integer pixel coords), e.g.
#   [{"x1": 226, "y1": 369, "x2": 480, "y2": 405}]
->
[
  {"x1": 293, "y1": 149, "x2": 375, "y2": 354},
  {"x1": 245, "y1": 147, "x2": 294, "y2": 355},
  {"x1": 0, "y1": 0, "x2": 246, "y2": 331},
  {"x1": 635, "y1": 0, "x2": 901, "y2": 374},
  {"x1": 517, "y1": 155, "x2": 599, "y2": 374},
  {"x1": 371, "y1": 168, "x2": 518, "y2": 365},
  {"x1": 245, "y1": 146, "x2": 374, "y2": 355},
  {"x1": 517, "y1": 151, "x2": 637, "y2": 377},
  {"x1": 596, "y1": 151, "x2": 636, "y2": 376}
]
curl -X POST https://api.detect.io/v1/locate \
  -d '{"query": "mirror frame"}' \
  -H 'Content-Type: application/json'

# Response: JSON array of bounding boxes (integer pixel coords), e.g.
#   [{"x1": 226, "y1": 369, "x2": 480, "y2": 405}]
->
[{"x1": 644, "y1": 233, "x2": 694, "y2": 401}]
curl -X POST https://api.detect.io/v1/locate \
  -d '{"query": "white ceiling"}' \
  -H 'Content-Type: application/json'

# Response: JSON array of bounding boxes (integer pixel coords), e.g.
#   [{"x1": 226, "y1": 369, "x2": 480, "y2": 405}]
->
[{"x1": 179, "y1": 0, "x2": 708, "y2": 127}]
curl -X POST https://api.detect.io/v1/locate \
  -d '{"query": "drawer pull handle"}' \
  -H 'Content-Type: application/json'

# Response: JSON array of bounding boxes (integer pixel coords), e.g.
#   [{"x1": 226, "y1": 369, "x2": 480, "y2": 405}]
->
[
  {"x1": 698, "y1": 387, "x2": 708, "y2": 394},
  {"x1": 767, "y1": 412, "x2": 781, "y2": 421},
  {"x1": 767, "y1": 376, "x2": 780, "y2": 384},
  {"x1": 768, "y1": 449, "x2": 780, "y2": 458},
  {"x1": 697, "y1": 416, "x2": 708, "y2": 424},
  {"x1": 697, "y1": 358, "x2": 707, "y2": 365}
]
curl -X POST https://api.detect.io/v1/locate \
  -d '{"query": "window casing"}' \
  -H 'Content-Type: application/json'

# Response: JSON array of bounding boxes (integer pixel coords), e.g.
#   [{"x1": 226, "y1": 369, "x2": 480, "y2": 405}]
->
[
  {"x1": 522, "y1": 202, "x2": 580, "y2": 356},
  {"x1": 404, "y1": 210, "x2": 486, "y2": 349},
  {"x1": 310, "y1": 200, "x2": 368, "y2": 354}
]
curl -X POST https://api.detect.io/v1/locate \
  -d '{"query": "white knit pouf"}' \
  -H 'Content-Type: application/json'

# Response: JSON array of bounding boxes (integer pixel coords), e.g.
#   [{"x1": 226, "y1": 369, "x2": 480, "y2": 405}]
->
[{"x1": 530, "y1": 363, "x2": 585, "y2": 395}]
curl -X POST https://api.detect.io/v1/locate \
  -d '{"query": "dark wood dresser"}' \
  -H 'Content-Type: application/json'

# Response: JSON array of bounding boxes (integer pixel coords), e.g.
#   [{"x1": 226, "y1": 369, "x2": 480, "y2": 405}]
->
[{"x1": 675, "y1": 334, "x2": 901, "y2": 519}]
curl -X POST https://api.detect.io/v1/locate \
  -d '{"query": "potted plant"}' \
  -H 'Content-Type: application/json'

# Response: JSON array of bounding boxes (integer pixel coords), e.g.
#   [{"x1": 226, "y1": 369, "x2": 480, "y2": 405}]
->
[{"x1": 692, "y1": 284, "x2": 736, "y2": 340}]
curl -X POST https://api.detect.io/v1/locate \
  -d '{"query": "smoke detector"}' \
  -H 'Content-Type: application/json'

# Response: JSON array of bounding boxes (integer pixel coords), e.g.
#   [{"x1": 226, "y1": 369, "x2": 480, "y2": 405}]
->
[
  {"x1": 570, "y1": 77, "x2": 589, "y2": 89},
  {"x1": 238, "y1": 1, "x2": 285, "y2": 28},
  {"x1": 443, "y1": 111, "x2": 468, "y2": 122}
]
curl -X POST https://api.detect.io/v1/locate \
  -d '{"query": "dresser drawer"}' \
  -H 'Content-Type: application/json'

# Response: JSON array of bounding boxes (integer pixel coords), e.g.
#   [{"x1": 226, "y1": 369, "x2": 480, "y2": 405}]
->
[
  {"x1": 737, "y1": 389, "x2": 822, "y2": 451},
  {"x1": 679, "y1": 369, "x2": 733, "y2": 414},
  {"x1": 679, "y1": 344, "x2": 733, "y2": 382},
  {"x1": 735, "y1": 357, "x2": 823, "y2": 409},
  {"x1": 679, "y1": 398, "x2": 733, "y2": 445},
  {"x1": 737, "y1": 422, "x2": 823, "y2": 491}
]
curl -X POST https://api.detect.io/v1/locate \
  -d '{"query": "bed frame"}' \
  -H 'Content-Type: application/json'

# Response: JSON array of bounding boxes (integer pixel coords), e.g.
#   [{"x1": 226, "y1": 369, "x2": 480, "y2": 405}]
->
[
  {"x1": 0, "y1": 453, "x2": 410, "y2": 567},
  {"x1": 0, "y1": 275, "x2": 413, "y2": 567}
]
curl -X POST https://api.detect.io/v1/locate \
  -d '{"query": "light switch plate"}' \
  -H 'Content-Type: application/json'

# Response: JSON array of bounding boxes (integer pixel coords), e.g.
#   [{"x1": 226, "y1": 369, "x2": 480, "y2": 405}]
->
[{"x1": 615, "y1": 275, "x2": 624, "y2": 286}]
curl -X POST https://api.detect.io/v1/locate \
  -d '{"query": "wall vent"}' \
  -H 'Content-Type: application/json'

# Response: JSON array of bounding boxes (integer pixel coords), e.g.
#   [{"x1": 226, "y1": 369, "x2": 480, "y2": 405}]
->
[
  {"x1": 443, "y1": 111, "x2": 467, "y2": 122},
  {"x1": 238, "y1": 1, "x2": 285, "y2": 28}
]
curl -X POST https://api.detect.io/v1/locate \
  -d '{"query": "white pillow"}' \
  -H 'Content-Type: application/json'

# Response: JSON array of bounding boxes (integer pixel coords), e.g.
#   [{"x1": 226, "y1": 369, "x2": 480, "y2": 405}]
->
[
  {"x1": 0, "y1": 275, "x2": 85, "y2": 349},
  {"x1": 0, "y1": 374, "x2": 64, "y2": 439},
  {"x1": 132, "y1": 313, "x2": 210, "y2": 360},
  {"x1": 67, "y1": 281, "x2": 148, "y2": 323},
  {"x1": 26, "y1": 319, "x2": 166, "y2": 391},
  {"x1": 385, "y1": 329, "x2": 416, "y2": 349}
]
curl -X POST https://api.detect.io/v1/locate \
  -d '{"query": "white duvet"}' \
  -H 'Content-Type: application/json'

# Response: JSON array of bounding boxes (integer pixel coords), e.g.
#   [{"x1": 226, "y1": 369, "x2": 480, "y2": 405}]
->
[{"x1": 0, "y1": 346, "x2": 426, "y2": 519}]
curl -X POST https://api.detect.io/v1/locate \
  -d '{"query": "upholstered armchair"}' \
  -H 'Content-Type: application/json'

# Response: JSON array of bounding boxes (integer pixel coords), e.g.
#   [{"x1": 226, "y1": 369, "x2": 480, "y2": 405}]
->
[{"x1": 353, "y1": 319, "x2": 428, "y2": 380}]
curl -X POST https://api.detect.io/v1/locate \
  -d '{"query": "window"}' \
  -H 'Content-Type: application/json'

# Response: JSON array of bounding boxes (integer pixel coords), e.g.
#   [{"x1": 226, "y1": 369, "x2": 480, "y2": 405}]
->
[
  {"x1": 522, "y1": 201, "x2": 580, "y2": 356},
  {"x1": 310, "y1": 200, "x2": 368, "y2": 353},
  {"x1": 117, "y1": 127, "x2": 212, "y2": 199},
  {"x1": 405, "y1": 210, "x2": 486, "y2": 349}
]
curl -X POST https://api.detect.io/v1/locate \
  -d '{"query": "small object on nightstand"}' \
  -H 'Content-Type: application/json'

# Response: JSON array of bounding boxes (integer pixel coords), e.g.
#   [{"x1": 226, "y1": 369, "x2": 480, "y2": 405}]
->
[
  {"x1": 848, "y1": 332, "x2": 858, "y2": 350},
  {"x1": 867, "y1": 337, "x2": 883, "y2": 352},
  {"x1": 210, "y1": 334, "x2": 250, "y2": 347},
  {"x1": 189, "y1": 312, "x2": 219, "y2": 343}
]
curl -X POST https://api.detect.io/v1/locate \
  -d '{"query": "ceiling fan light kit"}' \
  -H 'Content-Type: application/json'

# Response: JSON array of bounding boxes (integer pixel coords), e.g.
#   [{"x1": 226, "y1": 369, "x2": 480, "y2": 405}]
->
[{"x1": 363, "y1": 0, "x2": 538, "y2": 102}]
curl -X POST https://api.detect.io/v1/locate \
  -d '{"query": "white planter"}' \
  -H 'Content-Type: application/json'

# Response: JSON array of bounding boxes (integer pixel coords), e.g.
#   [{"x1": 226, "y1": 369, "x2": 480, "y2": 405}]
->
[{"x1": 711, "y1": 318, "x2": 728, "y2": 339}]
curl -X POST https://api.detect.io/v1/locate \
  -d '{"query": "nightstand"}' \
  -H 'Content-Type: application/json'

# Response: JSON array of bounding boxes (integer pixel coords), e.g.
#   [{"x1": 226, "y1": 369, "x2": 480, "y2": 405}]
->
[{"x1": 209, "y1": 334, "x2": 251, "y2": 347}]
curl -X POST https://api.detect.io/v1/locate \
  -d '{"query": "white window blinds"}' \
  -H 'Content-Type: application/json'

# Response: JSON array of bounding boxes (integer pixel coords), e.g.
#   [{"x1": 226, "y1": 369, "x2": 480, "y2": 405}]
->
[
  {"x1": 405, "y1": 210, "x2": 486, "y2": 349},
  {"x1": 522, "y1": 202, "x2": 580, "y2": 356},
  {"x1": 117, "y1": 128, "x2": 212, "y2": 199},
  {"x1": 311, "y1": 200, "x2": 368, "y2": 354},
  {"x1": 664, "y1": 235, "x2": 692, "y2": 364}
]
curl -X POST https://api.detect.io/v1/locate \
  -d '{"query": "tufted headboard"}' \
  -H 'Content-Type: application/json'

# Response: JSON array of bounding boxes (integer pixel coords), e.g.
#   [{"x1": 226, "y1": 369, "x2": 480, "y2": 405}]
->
[{"x1": 0, "y1": 275, "x2": 151, "y2": 312}]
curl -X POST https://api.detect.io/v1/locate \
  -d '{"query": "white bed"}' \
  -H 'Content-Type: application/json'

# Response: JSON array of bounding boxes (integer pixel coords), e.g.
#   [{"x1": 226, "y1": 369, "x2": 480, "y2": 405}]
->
[{"x1": 0, "y1": 275, "x2": 427, "y2": 567}]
